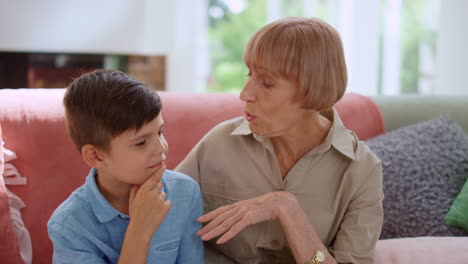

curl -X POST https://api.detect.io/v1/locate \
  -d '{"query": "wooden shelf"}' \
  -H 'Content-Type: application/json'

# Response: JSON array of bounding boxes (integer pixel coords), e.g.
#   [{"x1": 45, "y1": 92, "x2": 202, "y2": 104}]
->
[{"x1": 0, "y1": 52, "x2": 166, "y2": 90}]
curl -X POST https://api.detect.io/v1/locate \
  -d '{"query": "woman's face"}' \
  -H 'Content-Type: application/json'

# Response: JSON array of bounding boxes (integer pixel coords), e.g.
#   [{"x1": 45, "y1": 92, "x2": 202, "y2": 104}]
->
[{"x1": 240, "y1": 68, "x2": 306, "y2": 137}]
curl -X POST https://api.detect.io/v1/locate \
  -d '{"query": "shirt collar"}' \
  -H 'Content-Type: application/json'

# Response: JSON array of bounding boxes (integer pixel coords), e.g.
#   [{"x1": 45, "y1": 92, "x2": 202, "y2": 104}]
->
[
  {"x1": 326, "y1": 109, "x2": 356, "y2": 160},
  {"x1": 85, "y1": 168, "x2": 126, "y2": 223},
  {"x1": 231, "y1": 118, "x2": 251, "y2": 136},
  {"x1": 230, "y1": 108, "x2": 356, "y2": 160}
]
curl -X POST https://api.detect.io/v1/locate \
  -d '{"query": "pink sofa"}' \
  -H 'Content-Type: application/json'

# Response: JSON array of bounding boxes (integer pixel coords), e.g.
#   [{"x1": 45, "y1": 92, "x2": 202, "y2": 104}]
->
[{"x1": 0, "y1": 89, "x2": 466, "y2": 264}]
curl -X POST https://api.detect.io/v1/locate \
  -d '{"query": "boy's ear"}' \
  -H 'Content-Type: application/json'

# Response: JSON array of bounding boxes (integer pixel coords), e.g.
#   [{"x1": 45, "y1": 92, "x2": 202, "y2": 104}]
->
[{"x1": 81, "y1": 144, "x2": 106, "y2": 168}]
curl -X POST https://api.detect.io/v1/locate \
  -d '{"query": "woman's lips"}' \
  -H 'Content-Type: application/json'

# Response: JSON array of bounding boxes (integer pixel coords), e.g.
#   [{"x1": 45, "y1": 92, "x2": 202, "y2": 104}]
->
[{"x1": 245, "y1": 112, "x2": 257, "y2": 122}]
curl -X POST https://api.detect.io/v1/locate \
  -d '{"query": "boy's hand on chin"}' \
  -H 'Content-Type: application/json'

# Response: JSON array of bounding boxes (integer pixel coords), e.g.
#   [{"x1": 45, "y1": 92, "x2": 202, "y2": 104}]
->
[{"x1": 128, "y1": 165, "x2": 171, "y2": 241}]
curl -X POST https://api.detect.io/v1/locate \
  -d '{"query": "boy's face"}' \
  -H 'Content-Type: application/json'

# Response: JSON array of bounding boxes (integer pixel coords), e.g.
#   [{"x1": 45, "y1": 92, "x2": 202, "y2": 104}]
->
[{"x1": 99, "y1": 113, "x2": 168, "y2": 186}]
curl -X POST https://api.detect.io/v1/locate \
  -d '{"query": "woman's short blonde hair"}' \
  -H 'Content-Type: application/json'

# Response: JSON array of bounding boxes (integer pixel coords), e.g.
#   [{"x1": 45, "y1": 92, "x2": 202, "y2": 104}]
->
[{"x1": 244, "y1": 17, "x2": 347, "y2": 111}]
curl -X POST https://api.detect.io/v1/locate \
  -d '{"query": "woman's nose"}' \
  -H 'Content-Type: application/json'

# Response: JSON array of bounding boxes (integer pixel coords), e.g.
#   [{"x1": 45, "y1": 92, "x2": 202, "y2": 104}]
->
[{"x1": 240, "y1": 81, "x2": 255, "y2": 102}]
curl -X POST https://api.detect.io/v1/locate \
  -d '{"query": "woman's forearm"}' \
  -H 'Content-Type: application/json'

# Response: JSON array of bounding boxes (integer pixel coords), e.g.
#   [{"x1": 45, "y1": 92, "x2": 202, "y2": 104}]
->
[{"x1": 278, "y1": 192, "x2": 337, "y2": 264}]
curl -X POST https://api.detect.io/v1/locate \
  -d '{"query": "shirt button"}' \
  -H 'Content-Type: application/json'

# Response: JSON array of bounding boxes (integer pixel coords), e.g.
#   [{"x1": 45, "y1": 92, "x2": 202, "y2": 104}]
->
[{"x1": 271, "y1": 240, "x2": 280, "y2": 248}]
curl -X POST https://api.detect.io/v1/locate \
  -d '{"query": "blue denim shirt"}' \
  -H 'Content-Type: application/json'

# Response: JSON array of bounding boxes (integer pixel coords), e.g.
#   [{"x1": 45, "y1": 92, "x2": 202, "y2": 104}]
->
[{"x1": 48, "y1": 168, "x2": 204, "y2": 264}]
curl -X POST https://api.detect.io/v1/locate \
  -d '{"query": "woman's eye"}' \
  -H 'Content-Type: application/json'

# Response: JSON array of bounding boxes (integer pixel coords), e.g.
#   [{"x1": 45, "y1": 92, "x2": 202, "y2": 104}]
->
[
  {"x1": 263, "y1": 83, "x2": 273, "y2": 88},
  {"x1": 158, "y1": 130, "x2": 165, "y2": 136}
]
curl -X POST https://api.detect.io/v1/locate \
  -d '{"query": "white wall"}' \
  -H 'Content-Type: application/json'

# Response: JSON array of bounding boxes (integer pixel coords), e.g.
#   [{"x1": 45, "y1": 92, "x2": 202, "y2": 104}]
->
[
  {"x1": 166, "y1": 0, "x2": 208, "y2": 92},
  {"x1": 0, "y1": 0, "x2": 174, "y2": 55},
  {"x1": 434, "y1": 0, "x2": 468, "y2": 95}
]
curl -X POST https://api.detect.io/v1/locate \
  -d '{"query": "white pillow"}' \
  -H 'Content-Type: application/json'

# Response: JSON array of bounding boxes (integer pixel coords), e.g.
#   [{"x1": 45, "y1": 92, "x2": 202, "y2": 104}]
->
[{"x1": 2, "y1": 140, "x2": 32, "y2": 264}]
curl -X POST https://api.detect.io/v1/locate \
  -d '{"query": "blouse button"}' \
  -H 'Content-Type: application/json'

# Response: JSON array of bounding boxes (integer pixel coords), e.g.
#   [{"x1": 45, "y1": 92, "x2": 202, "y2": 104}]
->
[{"x1": 271, "y1": 240, "x2": 280, "y2": 248}]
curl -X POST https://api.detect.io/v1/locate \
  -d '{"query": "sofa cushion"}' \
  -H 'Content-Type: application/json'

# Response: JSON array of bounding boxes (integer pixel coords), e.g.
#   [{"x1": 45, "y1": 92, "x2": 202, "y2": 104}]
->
[
  {"x1": 445, "y1": 177, "x2": 468, "y2": 232},
  {"x1": 374, "y1": 236, "x2": 468, "y2": 264},
  {"x1": 366, "y1": 116, "x2": 468, "y2": 238},
  {"x1": 0, "y1": 124, "x2": 23, "y2": 264}
]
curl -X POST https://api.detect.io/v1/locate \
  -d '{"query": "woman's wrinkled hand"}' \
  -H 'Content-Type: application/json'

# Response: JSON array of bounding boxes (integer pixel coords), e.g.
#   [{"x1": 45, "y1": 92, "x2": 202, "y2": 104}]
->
[{"x1": 197, "y1": 191, "x2": 296, "y2": 244}]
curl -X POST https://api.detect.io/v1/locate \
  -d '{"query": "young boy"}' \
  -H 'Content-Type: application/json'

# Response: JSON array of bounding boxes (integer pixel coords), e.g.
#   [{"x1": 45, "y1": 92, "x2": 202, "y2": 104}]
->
[{"x1": 48, "y1": 70, "x2": 204, "y2": 264}]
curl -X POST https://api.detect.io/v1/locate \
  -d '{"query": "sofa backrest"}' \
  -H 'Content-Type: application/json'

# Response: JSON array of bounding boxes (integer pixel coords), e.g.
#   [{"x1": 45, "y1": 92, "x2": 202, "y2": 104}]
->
[
  {"x1": 0, "y1": 89, "x2": 384, "y2": 264},
  {"x1": 371, "y1": 95, "x2": 468, "y2": 133}
]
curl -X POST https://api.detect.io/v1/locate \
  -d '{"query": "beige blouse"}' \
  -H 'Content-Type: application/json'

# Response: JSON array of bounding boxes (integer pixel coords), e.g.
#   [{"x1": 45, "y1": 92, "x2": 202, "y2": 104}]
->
[{"x1": 176, "y1": 109, "x2": 383, "y2": 264}]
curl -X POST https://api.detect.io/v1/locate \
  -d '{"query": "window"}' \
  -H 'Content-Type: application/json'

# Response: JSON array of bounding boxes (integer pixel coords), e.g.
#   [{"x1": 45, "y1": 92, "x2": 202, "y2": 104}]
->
[{"x1": 206, "y1": 0, "x2": 445, "y2": 95}]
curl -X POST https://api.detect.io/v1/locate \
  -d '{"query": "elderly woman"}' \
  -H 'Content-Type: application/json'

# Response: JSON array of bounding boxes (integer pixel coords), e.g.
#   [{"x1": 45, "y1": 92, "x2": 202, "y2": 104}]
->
[{"x1": 176, "y1": 17, "x2": 383, "y2": 264}]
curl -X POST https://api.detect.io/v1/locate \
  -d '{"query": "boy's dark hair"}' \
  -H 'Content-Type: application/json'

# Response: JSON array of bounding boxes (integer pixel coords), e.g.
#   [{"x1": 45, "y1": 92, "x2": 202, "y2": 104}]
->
[{"x1": 63, "y1": 69, "x2": 162, "y2": 152}]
